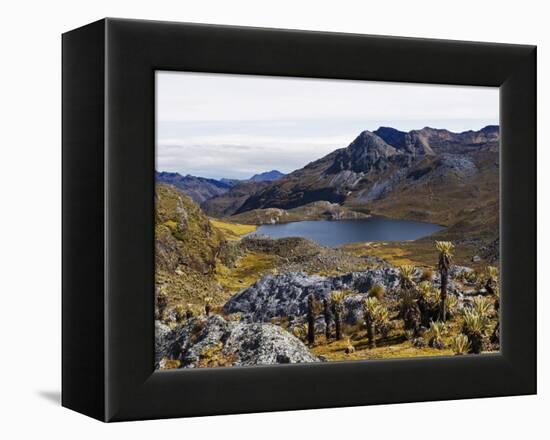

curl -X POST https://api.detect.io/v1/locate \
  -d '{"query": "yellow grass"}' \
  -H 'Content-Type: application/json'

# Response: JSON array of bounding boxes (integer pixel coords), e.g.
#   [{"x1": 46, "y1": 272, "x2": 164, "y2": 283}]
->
[
  {"x1": 210, "y1": 219, "x2": 257, "y2": 240},
  {"x1": 311, "y1": 335, "x2": 454, "y2": 361},
  {"x1": 342, "y1": 239, "x2": 483, "y2": 269},
  {"x1": 215, "y1": 252, "x2": 278, "y2": 293}
]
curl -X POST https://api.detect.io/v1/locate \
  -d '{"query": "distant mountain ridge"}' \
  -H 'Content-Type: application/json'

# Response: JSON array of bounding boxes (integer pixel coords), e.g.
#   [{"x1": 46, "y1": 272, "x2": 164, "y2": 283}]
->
[
  {"x1": 155, "y1": 171, "x2": 232, "y2": 204},
  {"x1": 156, "y1": 170, "x2": 286, "y2": 206},
  {"x1": 250, "y1": 170, "x2": 285, "y2": 182}
]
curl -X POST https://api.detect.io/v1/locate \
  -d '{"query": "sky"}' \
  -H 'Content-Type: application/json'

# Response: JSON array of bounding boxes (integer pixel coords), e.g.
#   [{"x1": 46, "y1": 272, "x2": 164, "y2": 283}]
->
[{"x1": 156, "y1": 71, "x2": 499, "y2": 180}]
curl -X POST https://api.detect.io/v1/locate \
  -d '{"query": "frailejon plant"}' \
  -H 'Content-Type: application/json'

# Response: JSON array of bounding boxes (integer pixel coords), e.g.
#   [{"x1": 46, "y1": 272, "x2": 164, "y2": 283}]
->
[
  {"x1": 451, "y1": 334, "x2": 471, "y2": 355},
  {"x1": 292, "y1": 323, "x2": 308, "y2": 342},
  {"x1": 399, "y1": 265, "x2": 421, "y2": 336},
  {"x1": 363, "y1": 297, "x2": 378, "y2": 348},
  {"x1": 417, "y1": 281, "x2": 439, "y2": 327},
  {"x1": 322, "y1": 298, "x2": 332, "y2": 340},
  {"x1": 307, "y1": 294, "x2": 317, "y2": 345},
  {"x1": 399, "y1": 265, "x2": 416, "y2": 291},
  {"x1": 472, "y1": 295, "x2": 493, "y2": 318},
  {"x1": 331, "y1": 291, "x2": 346, "y2": 340},
  {"x1": 363, "y1": 297, "x2": 390, "y2": 348},
  {"x1": 435, "y1": 241, "x2": 454, "y2": 322},
  {"x1": 485, "y1": 266, "x2": 499, "y2": 296},
  {"x1": 446, "y1": 294, "x2": 458, "y2": 318},
  {"x1": 462, "y1": 308, "x2": 489, "y2": 354},
  {"x1": 427, "y1": 321, "x2": 445, "y2": 349}
]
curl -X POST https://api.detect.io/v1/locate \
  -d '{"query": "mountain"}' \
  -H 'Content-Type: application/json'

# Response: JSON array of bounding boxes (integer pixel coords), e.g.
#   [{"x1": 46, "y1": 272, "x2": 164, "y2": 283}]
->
[
  {"x1": 249, "y1": 170, "x2": 285, "y2": 182},
  {"x1": 201, "y1": 180, "x2": 271, "y2": 217},
  {"x1": 156, "y1": 170, "x2": 286, "y2": 206},
  {"x1": 233, "y1": 126, "x2": 499, "y2": 243},
  {"x1": 155, "y1": 171, "x2": 232, "y2": 204},
  {"x1": 219, "y1": 178, "x2": 241, "y2": 187}
]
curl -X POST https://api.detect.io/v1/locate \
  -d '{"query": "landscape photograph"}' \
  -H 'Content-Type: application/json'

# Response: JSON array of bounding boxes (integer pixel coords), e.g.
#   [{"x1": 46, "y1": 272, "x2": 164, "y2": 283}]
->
[{"x1": 154, "y1": 72, "x2": 500, "y2": 369}]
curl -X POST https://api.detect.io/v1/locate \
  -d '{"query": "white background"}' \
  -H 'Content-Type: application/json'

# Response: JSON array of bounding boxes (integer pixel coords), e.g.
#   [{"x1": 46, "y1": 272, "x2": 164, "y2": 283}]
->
[{"x1": 0, "y1": 0, "x2": 546, "y2": 437}]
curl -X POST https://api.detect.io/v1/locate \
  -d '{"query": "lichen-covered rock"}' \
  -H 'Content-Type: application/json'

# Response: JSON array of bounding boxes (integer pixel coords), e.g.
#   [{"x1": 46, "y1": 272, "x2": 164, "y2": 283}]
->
[
  {"x1": 156, "y1": 315, "x2": 319, "y2": 368},
  {"x1": 223, "y1": 268, "x2": 400, "y2": 323}
]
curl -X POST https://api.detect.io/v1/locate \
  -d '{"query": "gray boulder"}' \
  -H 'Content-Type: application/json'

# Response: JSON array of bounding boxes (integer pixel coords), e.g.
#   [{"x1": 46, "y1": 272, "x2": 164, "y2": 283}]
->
[{"x1": 156, "y1": 315, "x2": 319, "y2": 368}]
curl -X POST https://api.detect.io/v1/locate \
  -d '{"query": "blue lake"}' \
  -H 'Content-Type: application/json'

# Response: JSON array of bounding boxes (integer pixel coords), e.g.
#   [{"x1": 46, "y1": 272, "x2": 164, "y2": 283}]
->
[{"x1": 248, "y1": 217, "x2": 443, "y2": 247}]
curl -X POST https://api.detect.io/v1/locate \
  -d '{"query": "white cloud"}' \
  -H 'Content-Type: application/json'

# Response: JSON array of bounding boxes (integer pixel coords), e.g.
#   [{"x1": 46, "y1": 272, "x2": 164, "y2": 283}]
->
[{"x1": 156, "y1": 71, "x2": 499, "y2": 179}]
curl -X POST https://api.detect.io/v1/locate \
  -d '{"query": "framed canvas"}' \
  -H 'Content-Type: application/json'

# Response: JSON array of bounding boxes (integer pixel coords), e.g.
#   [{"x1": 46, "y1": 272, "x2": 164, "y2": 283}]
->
[{"x1": 62, "y1": 18, "x2": 536, "y2": 422}]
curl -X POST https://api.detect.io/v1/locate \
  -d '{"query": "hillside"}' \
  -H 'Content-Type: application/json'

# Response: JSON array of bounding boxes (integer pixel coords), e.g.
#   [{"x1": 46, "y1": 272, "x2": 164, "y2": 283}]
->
[
  {"x1": 155, "y1": 184, "x2": 231, "y2": 308},
  {"x1": 201, "y1": 180, "x2": 271, "y2": 217}
]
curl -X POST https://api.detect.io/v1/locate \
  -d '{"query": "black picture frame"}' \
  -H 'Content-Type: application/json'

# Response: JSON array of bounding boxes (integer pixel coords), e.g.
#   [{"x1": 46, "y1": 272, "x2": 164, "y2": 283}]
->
[{"x1": 62, "y1": 18, "x2": 536, "y2": 422}]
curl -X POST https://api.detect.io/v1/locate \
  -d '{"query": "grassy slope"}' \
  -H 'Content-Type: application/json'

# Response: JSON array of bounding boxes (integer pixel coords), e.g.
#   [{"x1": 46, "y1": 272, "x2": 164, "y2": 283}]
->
[
  {"x1": 349, "y1": 151, "x2": 499, "y2": 242},
  {"x1": 209, "y1": 219, "x2": 256, "y2": 240},
  {"x1": 155, "y1": 184, "x2": 227, "y2": 307},
  {"x1": 342, "y1": 240, "x2": 483, "y2": 270}
]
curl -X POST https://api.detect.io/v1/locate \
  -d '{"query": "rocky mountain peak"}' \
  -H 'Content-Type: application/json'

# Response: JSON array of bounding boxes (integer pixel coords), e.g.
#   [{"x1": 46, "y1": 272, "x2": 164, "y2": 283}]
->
[
  {"x1": 249, "y1": 170, "x2": 285, "y2": 182},
  {"x1": 325, "y1": 131, "x2": 397, "y2": 174}
]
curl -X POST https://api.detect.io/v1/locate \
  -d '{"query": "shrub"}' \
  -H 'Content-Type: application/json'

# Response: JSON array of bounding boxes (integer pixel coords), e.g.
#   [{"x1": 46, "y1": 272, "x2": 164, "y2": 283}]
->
[
  {"x1": 462, "y1": 309, "x2": 489, "y2": 354},
  {"x1": 420, "y1": 268, "x2": 434, "y2": 281},
  {"x1": 368, "y1": 284, "x2": 385, "y2": 300},
  {"x1": 427, "y1": 321, "x2": 445, "y2": 349},
  {"x1": 363, "y1": 297, "x2": 390, "y2": 348},
  {"x1": 484, "y1": 266, "x2": 499, "y2": 296},
  {"x1": 331, "y1": 291, "x2": 347, "y2": 340},
  {"x1": 472, "y1": 296, "x2": 493, "y2": 318},
  {"x1": 451, "y1": 334, "x2": 471, "y2": 355}
]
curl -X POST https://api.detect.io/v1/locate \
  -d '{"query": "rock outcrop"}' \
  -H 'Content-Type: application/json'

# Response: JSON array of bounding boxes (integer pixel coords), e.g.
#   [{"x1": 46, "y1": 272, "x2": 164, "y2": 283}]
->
[
  {"x1": 156, "y1": 315, "x2": 319, "y2": 368},
  {"x1": 223, "y1": 268, "x2": 400, "y2": 323}
]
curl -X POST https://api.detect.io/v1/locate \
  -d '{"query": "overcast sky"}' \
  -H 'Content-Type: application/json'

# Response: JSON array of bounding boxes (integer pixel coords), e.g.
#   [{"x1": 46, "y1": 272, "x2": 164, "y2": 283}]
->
[{"x1": 156, "y1": 71, "x2": 499, "y2": 180}]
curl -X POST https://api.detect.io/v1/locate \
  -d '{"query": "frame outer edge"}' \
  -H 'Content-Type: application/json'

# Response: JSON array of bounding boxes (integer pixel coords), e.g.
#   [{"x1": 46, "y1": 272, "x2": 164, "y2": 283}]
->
[
  {"x1": 99, "y1": 19, "x2": 537, "y2": 421},
  {"x1": 62, "y1": 18, "x2": 107, "y2": 421}
]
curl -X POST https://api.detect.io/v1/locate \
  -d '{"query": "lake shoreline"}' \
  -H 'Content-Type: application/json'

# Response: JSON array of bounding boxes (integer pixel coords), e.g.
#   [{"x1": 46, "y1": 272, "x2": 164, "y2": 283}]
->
[{"x1": 244, "y1": 216, "x2": 444, "y2": 248}]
